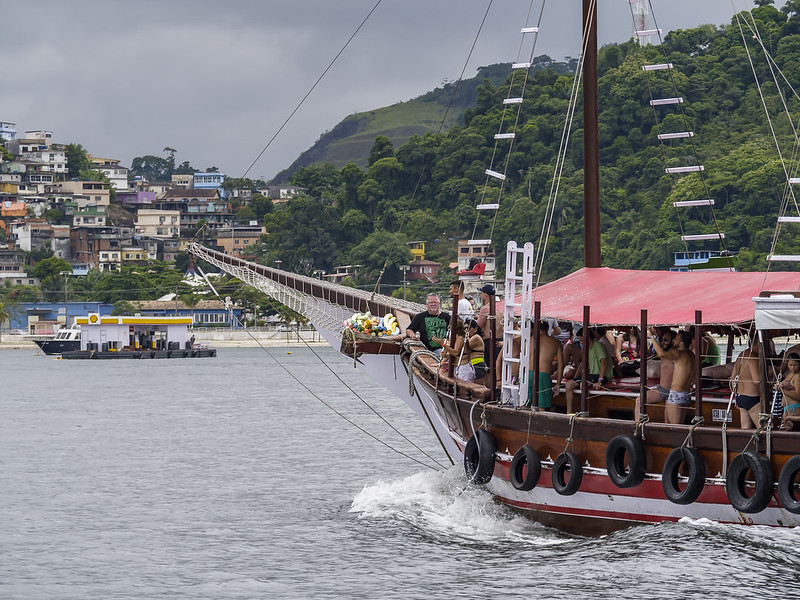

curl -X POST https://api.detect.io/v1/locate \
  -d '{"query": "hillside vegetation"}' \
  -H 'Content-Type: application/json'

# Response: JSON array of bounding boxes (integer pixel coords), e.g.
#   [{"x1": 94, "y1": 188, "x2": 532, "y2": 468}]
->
[
  {"x1": 272, "y1": 60, "x2": 574, "y2": 181},
  {"x1": 255, "y1": 5, "x2": 800, "y2": 289}
]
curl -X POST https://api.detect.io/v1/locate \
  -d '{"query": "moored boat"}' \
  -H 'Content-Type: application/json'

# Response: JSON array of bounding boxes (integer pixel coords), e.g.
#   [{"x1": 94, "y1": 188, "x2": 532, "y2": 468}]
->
[
  {"x1": 34, "y1": 326, "x2": 81, "y2": 355},
  {"x1": 59, "y1": 314, "x2": 215, "y2": 360}
]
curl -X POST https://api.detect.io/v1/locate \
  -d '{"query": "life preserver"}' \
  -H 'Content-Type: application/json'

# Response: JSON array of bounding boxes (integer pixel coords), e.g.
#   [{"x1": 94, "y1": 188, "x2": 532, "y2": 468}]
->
[
  {"x1": 510, "y1": 445, "x2": 541, "y2": 491},
  {"x1": 463, "y1": 429, "x2": 496, "y2": 485},
  {"x1": 552, "y1": 451, "x2": 583, "y2": 496},
  {"x1": 777, "y1": 455, "x2": 800, "y2": 514},
  {"x1": 661, "y1": 447, "x2": 705, "y2": 505},
  {"x1": 725, "y1": 451, "x2": 774, "y2": 513},
  {"x1": 606, "y1": 435, "x2": 646, "y2": 488}
]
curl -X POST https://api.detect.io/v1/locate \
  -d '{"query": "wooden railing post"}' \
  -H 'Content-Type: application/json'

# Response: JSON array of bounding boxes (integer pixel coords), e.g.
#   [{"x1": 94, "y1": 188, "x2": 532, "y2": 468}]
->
[
  {"x1": 694, "y1": 310, "x2": 703, "y2": 419},
  {"x1": 639, "y1": 309, "x2": 648, "y2": 418},
  {"x1": 581, "y1": 306, "x2": 590, "y2": 413},
  {"x1": 532, "y1": 301, "x2": 541, "y2": 409}
]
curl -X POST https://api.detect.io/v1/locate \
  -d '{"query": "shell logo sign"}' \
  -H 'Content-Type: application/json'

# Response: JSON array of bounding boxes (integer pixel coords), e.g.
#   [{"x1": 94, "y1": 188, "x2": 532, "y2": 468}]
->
[{"x1": 89, "y1": 314, "x2": 99, "y2": 324}]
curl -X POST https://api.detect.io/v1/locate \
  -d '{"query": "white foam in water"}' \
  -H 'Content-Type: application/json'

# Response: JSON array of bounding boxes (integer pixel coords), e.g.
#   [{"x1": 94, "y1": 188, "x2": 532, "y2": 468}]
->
[{"x1": 350, "y1": 468, "x2": 569, "y2": 546}]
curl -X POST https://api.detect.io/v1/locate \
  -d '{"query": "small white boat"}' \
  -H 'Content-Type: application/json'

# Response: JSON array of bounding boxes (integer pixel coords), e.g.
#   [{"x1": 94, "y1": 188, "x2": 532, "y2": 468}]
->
[{"x1": 34, "y1": 327, "x2": 81, "y2": 355}]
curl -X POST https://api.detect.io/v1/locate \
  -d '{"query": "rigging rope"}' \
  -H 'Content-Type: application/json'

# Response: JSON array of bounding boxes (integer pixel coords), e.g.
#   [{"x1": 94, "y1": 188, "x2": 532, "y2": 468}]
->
[
  {"x1": 195, "y1": 264, "x2": 447, "y2": 471},
  {"x1": 241, "y1": 0, "x2": 385, "y2": 179}
]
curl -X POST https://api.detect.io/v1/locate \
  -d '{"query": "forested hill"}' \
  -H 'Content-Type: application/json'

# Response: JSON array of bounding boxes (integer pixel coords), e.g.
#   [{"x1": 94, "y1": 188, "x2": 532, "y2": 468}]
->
[
  {"x1": 271, "y1": 59, "x2": 575, "y2": 182},
  {"x1": 255, "y1": 5, "x2": 800, "y2": 291}
]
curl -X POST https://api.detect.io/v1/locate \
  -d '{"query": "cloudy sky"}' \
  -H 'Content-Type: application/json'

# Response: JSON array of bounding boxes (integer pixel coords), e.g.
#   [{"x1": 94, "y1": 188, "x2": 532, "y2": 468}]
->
[{"x1": 1, "y1": 0, "x2": 778, "y2": 181}]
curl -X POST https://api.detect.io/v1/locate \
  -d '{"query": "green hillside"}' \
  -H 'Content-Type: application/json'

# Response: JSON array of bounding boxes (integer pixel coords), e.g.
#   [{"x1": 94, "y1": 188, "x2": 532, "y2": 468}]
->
[
  {"x1": 254, "y1": 5, "x2": 800, "y2": 290},
  {"x1": 272, "y1": 60, "x2": 575, "y2": 182}
]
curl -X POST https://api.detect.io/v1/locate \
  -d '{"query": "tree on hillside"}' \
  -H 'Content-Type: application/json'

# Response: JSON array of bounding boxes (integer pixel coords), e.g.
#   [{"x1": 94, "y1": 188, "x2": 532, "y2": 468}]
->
[
  {"x1": 130, "y1": 155, "x2": 172, "y2": 181},
  {"x1": 65, "y1": 143, "x2": 91, "y2": 179},
  {"x1": 348, "y1": 230, "x2": 412, "y2": 284},
  {"x1": 31, "y1": 256, "x2": 72, "y2": 281},
  {"x1": 367, "y1": 135, "x2": 394, "y2": 167}
]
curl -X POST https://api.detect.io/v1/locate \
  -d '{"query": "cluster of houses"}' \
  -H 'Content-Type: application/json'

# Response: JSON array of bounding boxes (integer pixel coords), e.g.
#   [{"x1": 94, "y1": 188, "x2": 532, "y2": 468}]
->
[
  {"x1": 0, "y1": 123, "x2": 305, "y2": 286},
  {"x1": 0, "y1": 122, "x2": 503, "y2": 331}
]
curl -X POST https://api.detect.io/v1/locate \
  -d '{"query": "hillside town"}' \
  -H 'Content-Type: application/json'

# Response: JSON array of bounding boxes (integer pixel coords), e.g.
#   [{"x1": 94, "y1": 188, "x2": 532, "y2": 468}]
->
[{"x1": 0, "y1": 123, "x2": 310, "y2": 281}]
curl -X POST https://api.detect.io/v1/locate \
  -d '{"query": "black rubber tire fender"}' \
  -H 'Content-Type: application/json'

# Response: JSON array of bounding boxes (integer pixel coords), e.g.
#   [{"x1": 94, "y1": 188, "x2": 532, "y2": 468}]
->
[
  {"x1": 661, "y1": 447, "x2": 706, "y2": 505},
  {"x1": 777, "y1": 454, "x2": 800, "y2": 514},
  {"x1": 510, "y1": 445, "x2": 541, "y2": 491},
  {"x1": 606, "y1": 435, "x2": 646, "y2": 488},
  {"x1": 726, "y1": 451, "x2": 774, "y2": 514},
  {"x1": 552, "y1": 451, "x2": 583, "y2": 496},
  {"x1": 464, "y1": 429, "x2": 496, "y2": 485}
]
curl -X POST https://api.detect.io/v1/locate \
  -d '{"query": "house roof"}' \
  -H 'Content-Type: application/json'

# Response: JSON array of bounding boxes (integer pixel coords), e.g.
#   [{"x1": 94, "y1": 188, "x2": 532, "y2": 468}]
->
[
  {"x1": 164, "y1": 188, "x2": 218, "y2": 199},
  {"x1": 129, "y1": 299, "x2": 227, "y2": 310},
  {"x1": 501, "y1": 267, "x2": 800, "y2": 326}
]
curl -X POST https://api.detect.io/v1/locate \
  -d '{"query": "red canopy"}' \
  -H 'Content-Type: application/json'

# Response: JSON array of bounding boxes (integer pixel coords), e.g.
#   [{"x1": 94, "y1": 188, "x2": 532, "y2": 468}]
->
[{"x1": 502, "y1": 267, "x2": 800, "y2": 326}]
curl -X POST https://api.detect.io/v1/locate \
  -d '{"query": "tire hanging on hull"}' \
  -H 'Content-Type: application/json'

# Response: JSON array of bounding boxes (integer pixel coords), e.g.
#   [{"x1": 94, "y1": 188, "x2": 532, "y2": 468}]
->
[
  {"x1": 661, "y1": 447, "x2": 705, "y2": 505},
  {"x1": 725, "y1": 451, "x2": 774, "y2": 514},
  {"x1": 510, "y1": 445, "x2": 541, "y2": 491},
  {"x1": 606, "y1": 435, "x2": 646, "y2": 489},
  {"x1": 552, "y1": 451, "x2": 583, "y2": 496},
  {"x1": 777, "y1": 454, "x2": 800, "y2": 514},
  {"x1": 464, "y1": 429, "x2": 496, "y2": 485}
]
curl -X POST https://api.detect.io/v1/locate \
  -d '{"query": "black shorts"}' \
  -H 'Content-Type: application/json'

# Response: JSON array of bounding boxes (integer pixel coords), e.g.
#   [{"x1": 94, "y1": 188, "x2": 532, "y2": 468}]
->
[
  {"x1": 472, "y1": 361, "x2": 487, "y2": 379},
  {"x1": 736, "y1": 394, "x2": 759, "y2": 411}
]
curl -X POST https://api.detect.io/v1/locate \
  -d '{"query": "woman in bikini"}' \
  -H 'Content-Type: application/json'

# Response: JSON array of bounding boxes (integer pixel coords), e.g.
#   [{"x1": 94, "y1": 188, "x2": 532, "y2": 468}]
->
[
  {"x1": 779, "y1": 352, "x2": 800, "y2": 422},
  {"x1": 435, "y1": 319, "x2": 474, "y2": 383}
]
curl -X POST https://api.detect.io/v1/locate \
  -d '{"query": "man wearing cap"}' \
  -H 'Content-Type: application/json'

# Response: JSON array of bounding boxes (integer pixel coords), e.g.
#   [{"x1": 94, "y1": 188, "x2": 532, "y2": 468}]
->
[
  {"x1": 476, "y1": 284, "x2": 496, "y2": 369},
  {"x1": 449, "y1": 279, "x2": 472, "y2": 322},
  {"x1": 405, "y1": 293, "x2": 451, "y2": 354}
]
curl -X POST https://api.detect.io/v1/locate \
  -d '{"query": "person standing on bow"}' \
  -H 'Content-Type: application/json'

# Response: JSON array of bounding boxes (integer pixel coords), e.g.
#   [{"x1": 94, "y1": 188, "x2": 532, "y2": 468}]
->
[
  {"x1": 475, "y1": 284, "x2": 497, "y2": 370},
  {"x1": 449, "y1": 279, "x2": 473, "y2": 322},
  {"x1": 405, "y1": 293, "x2": 450, "y2": 355}
]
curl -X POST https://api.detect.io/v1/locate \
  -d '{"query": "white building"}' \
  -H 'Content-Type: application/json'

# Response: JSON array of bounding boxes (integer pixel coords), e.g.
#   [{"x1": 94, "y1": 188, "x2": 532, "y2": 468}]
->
[{"x1": 135, "y1": 209, "x2": 180, "y2": 237}]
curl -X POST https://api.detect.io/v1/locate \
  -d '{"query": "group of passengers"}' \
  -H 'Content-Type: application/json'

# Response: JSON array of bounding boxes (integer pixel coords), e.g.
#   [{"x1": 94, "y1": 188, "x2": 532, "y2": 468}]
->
[
  {"x1": 403, "y1": 283, "x2": 490, "y2": 386},
  {"x1": 402, "y1": 282, "x2": 800, "y2": 427}
]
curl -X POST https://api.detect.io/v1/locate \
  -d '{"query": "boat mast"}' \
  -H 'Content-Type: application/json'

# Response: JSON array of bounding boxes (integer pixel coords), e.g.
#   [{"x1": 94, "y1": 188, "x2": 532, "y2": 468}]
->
[{"x1": 583, "y1": 0, "x2": 601, "y2": 268}]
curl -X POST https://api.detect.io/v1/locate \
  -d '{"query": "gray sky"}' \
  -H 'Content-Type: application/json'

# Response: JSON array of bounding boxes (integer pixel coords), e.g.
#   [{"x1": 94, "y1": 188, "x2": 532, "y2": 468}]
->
[{"x1": 1, "y1": 0, "x2": 777, "y2": 181}]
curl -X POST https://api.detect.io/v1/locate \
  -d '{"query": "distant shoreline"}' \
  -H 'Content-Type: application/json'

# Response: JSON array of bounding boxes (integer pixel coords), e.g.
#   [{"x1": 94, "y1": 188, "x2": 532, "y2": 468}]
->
[{"x1": 0, "y1": 333, "x2": 331, "y2": 350}]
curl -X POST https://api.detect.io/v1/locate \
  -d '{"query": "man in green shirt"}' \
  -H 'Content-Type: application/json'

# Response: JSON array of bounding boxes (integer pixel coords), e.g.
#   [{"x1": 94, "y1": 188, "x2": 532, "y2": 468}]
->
[{"x1": 564, "y1": 328, "x2": 613, "y2": 413}]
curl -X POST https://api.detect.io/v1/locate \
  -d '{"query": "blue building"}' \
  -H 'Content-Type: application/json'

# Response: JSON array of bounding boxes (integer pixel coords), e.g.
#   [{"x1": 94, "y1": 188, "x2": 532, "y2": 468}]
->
[
  {"x1": 193, "y1": 172, "x2": 226, "y2": 198},
  {"x1": 11, "y1": 302, "x2": 114, "y2": 334}
]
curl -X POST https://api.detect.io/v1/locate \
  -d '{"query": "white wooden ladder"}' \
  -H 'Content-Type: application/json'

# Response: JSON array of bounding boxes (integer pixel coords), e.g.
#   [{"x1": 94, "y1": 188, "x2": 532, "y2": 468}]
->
[{"x1": 502, "y1": 241, "x2": 534, "y2": 407}]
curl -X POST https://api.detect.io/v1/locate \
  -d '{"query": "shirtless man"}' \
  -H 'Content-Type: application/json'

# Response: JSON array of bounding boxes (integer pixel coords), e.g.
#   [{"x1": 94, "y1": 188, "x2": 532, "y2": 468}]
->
[
  {"x1": 732, "y1": 340, "x2": 761, "y2": 429},
  {"x1": 527, "y1": 320, "x2": 564, "y2": 410},
  {"x1": 651, "y1": 328, "x2": 695, "y2": 424},
  {"x1": 645, "y1": 329, "x2": 676, "y2": 406}
]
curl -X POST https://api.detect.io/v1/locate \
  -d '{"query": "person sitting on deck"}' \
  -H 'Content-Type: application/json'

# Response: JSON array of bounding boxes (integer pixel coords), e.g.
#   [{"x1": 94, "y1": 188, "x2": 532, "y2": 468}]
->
[
  {"x1": 615, "y1": 326, "x2": 641, "y2": 377},
  {"x1": 651, "y1": 329, "x2": 695, "y2": 425},
  {"x1": 435, "y1": 318, "x2": 473, "y2": 382},
  {"x1": 778, "y1": 352, "x2": 800, "y2": 420},
  {"x1": 563, "y1": 328, "x2": 582, "y2": 381},
  {"x1": 405, "y1": 293, "x2": 450, "y2": 355},
  {"x1": 732, "y1": 340, "x2": 762, "y2": 429},
  {"x1": 564, "y1": 327, "x2": 613, "y2": 413},
  {"x1": 527, "y1": 320, "x2": 563, "y2": 411},
  {"x1": 464, "y1": 319, "x2": 487, "y2": 386}
]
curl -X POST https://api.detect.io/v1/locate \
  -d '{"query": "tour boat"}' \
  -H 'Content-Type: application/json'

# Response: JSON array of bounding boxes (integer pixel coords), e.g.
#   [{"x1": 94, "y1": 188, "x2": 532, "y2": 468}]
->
[{"x1": 189, "y1": 2, "x2": 800, "y2": 533}]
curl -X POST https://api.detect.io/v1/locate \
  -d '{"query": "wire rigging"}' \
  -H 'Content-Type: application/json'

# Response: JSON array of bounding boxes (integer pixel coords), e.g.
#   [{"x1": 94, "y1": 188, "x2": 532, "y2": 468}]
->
[{"x1": 240, "y1": 0, "x2": 385, "y2": 180}]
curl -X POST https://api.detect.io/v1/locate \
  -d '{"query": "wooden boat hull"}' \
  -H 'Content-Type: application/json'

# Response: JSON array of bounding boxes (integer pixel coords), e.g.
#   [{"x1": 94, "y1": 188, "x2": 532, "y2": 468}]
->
[{"x1": 408, "y1": 361, "x2": 800, "y2": 532}]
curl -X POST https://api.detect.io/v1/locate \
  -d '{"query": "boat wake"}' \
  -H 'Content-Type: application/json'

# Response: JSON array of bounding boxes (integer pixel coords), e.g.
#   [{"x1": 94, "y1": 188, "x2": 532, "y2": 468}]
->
[{"x1": 349, "y1": 468, "x2": 572, "y2": 546}]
